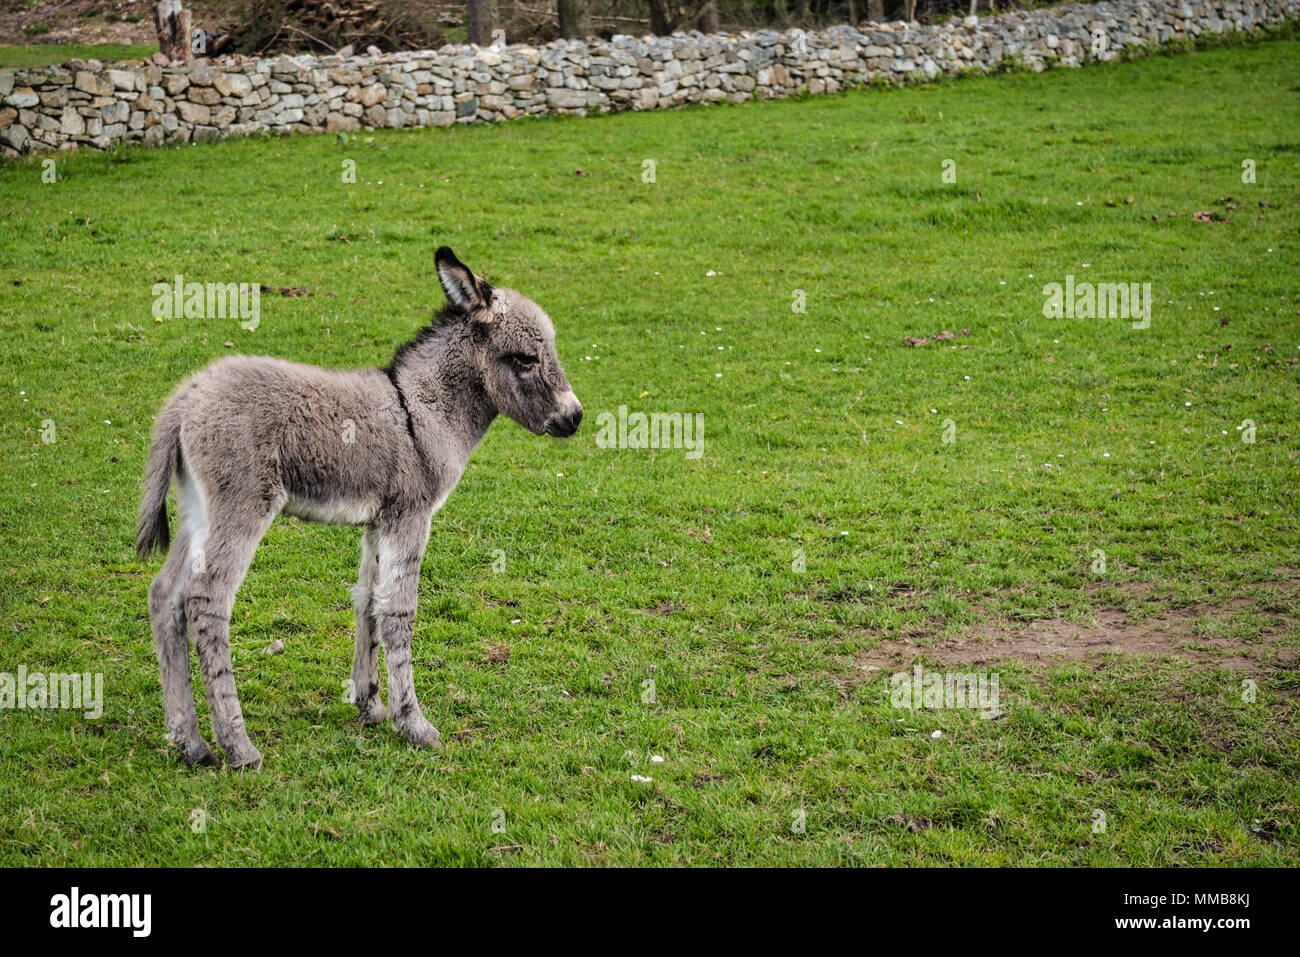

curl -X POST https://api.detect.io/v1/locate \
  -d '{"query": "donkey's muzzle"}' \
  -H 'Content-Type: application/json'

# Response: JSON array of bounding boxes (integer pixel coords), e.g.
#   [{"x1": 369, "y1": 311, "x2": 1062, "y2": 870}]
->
[{"x1": 545, "y1": 394, "x2": 583, "y2": 438}]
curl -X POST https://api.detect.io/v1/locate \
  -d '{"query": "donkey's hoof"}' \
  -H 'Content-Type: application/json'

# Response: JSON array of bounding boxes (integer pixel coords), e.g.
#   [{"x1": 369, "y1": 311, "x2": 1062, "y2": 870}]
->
[
  {"x1": 179, "y1": 739, "x2": 217, "y2": 767},
  {"x1": 357, "y1": 698, "x2": 389, "y2": 726},
  {"x1": 403, "y1": 722, "x2": 441, "y2": 749},
  {"x1": 226, "y1": 745, "x2": 263, "y2": 770}
]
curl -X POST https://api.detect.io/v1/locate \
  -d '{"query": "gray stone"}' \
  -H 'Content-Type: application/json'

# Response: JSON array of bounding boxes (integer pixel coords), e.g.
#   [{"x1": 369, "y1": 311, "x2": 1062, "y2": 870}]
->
[
  {"x1": 5, "y1": 87, "x2": 39, "y2": 109},
  {"x1": 0, "y1": 123, "x2": 28, "y2": 150},
  {"x1": 101, "y1": 101, "x2": 129, "y2": 124},
  {"x1": 59, "y1": 107, "x2": 84, "y2": 135},
  {"x1": 175, "y1": 101, "x2": 211, "y2": 124}
]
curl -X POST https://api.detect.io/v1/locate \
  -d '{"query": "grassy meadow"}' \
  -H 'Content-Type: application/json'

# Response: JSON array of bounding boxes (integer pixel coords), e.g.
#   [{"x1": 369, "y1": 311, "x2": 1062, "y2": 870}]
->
[{"x1": 0, "y1": 37, "x2": 1297, "y2": 865}]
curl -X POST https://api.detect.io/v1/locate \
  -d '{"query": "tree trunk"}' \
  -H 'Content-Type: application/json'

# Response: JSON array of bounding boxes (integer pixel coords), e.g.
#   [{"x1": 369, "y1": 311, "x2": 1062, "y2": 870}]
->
[
  {"x1": 866, "y1": 0, "x2": 883, "y2": 22},
  {"x1": 698, "y1": 0, "x2": 720, "y2": 33},
  {"x1": 154, "y1": 0, "x2": 191, "y2": 63},
  {"x1": 648, "y1": 0, "x2": 672, "y2": 35},
  {"x1": 847, "y1": 0, "x2": 858, "y2": 27},
  {"x1": 466, "y1": 0, "x2": 499, "y2": 46},
  {"x1": 558, "y1": 0, "x2": 593, "y2": 39},
  {"x1": 968, "y1": 0, "x2": 979, "y2": 15}
]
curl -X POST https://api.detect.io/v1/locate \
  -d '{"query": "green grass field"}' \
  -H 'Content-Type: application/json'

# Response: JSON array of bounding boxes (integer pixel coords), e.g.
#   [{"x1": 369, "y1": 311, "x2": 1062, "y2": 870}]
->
[
  {"x1": 0, "y1": 44, "x2": 156, "y2": 69},
  {"x1": 0, "y1": 37, "x2": 1297, "y2": 866}
]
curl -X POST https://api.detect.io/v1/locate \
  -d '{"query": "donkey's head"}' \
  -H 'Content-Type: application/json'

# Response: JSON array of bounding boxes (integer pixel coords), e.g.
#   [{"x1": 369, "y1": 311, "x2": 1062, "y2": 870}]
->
[{"x1": 435, "y1": 246, "x2": 583, "y2": 438}]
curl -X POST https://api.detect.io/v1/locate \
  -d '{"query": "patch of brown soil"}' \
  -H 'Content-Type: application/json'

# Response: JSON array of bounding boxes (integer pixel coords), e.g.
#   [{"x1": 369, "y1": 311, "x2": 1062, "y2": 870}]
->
[
  {"x1": 854, "y1": 593, "x2": 1298, "y2": 678},
  {"x1": 1, "y1": 1, "x2": 457, "y2": 50},
  {"x1": 1, "y1": 1, "x2": 175, "y2": 47}
]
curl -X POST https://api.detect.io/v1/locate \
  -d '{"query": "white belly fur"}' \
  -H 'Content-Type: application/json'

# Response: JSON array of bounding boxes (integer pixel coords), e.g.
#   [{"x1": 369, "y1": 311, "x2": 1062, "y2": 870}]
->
[{"x1": 283, "y1": 493, "x2": 378, "y2": 526}]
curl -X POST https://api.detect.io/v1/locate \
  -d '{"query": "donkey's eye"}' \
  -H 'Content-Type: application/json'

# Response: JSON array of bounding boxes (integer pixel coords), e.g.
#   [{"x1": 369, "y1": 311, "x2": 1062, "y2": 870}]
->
[{"x1": 507, "y1": 354, "x2": 539, "y2": 373}]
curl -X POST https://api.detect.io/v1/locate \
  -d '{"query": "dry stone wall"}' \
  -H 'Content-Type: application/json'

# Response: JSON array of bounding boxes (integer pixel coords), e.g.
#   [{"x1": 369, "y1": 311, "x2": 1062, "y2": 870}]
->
[{"x1": 0, "y1": 0, "x2": 1294, "y2": 156}]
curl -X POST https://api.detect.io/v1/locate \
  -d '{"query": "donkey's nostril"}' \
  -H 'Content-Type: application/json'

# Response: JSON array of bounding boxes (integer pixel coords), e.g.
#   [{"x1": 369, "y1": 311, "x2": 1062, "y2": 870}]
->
[{"x1": 547, "y1": 402, "x2": 582, "y2": 438}]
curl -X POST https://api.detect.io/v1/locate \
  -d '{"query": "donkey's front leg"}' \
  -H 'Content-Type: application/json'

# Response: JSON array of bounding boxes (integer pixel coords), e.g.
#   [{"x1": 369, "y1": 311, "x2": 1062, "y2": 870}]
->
[
  {"x1": 374, "y1": 510, "x2": 439, "y2": 748},
  {"x1": 350, "y1": 526, "x2": 388, "y2": 726}
]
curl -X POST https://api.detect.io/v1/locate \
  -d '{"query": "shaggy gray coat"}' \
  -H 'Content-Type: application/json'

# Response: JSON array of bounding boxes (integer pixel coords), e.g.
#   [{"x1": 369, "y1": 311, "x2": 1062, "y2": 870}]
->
[{"x1": 136, "y1": 248, "x2": 582, "y2": 767}]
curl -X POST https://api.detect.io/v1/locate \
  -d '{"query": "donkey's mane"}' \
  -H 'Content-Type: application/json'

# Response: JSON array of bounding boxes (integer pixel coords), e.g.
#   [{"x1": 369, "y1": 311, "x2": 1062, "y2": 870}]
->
[{"x1": 385, "y1": 303, "x2": 468, "y2": 375}]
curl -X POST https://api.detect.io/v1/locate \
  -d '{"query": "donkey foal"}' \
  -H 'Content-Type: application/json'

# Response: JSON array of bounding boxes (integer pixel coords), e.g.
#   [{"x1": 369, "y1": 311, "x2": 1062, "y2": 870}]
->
[{"x1": 136, "y1": 248, "x2": 582, "y2": 768}]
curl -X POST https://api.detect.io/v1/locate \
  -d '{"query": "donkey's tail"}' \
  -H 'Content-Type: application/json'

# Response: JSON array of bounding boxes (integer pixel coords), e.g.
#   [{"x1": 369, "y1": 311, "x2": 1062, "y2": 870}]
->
[{"x1": 135, "y1": 410, "x2": 181, "y2": 560}]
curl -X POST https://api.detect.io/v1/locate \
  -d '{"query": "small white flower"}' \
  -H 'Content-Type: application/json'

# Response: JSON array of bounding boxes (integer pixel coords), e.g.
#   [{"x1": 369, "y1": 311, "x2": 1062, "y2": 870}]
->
[
  {"x1": 706, "y1": 270, "x2": 717, "y2": 277},
  {"x1": 931, "y1": 730, "x2": 942, "y2": 738},
  {"x1": 631, "y1": 775, "x2": 653, "y2": 783},
  {"x1": 650, "y1": 755, "x2": 664, "y2": 763}
]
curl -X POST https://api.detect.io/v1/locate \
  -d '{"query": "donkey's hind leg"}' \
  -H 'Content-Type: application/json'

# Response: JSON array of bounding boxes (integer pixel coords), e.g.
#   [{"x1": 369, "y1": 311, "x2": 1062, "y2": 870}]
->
[
  {"x1": 148, "y1": 524, "x2": 215, "y2": 766},
  {"x1": 187, "y1": 510, "x2": 275, "y2": 769},
  {"x1": 350, "y1": 526, "x2": 388, "y2": 725}
]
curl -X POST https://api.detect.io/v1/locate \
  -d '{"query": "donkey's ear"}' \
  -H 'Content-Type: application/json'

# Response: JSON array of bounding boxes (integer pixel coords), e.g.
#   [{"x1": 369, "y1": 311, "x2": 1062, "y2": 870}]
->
[{"x1": 435, "y1": 246, "x2": 493, "y2": 313}]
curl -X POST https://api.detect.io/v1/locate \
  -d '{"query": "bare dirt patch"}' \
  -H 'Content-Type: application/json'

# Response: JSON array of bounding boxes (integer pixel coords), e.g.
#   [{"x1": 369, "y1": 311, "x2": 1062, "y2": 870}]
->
[
  {"x1": 854, "y1": 588, "x2": 1299, "y2": 678},
  {"x1": 2, "y1": 1, "x2": 166, "y2": 47}
]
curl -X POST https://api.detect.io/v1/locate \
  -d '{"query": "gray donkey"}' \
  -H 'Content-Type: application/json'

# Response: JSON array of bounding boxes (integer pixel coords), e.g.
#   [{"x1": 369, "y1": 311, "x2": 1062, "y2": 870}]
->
[{"x1": 136, "y1": 247, "x2": 582, "y2": 768}]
